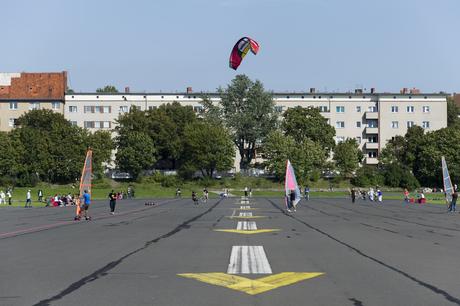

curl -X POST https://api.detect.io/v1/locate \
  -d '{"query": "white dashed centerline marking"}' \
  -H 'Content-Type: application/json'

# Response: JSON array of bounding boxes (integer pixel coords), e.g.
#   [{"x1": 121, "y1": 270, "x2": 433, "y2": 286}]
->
[
  {"x1": 239, "y1": 212, "x2": 252, "y2": 217},
  {"x1": 237, "y1": 221, "x2": 257, "y2": 230},
  {"x1": 227, "y1": 246, "x2": 272, "y2": 274}
]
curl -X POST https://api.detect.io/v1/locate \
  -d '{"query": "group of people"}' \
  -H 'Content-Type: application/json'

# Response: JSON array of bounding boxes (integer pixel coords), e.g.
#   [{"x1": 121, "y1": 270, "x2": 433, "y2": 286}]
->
[
  {"x1": 191, "y1": 188, "x2": 209, "y2": 205},
  {"x1": 0, "y1": 188, "x2": 13, "y2": 205},
  {"x1": 350, "y1": 187, "x2": 383, "y2": 203}
]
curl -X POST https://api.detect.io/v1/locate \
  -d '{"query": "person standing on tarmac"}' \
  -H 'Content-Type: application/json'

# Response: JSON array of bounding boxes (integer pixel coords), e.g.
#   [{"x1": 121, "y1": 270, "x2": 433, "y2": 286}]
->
[
  {"x1": 82, "y1": 190, "x2": 91, "y2": 220},
  {"x1": 351, "y1": 188, "x2": 356, "y2": 203},
  {"x1": 25, "y1": 190, "x2": 32, "y2": 208},
  {"x1": 108, "y1": 190, "x2": 117, "y2": 215}
]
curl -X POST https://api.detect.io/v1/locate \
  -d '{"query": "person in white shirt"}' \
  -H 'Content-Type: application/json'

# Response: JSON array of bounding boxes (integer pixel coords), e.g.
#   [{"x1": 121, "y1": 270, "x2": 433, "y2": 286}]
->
[
  {"x1": 0, "y1": 190, "x2": 5, "y2": 204},
  {"x1": 25, "y1": 190, "x2": 32, "y2": 208},
  {"x1": 368, "y1": 188, "x2": 375, "y2": 201},
  {"x1": 6, "y1": 189, "x2": 12, "y2": 205}
]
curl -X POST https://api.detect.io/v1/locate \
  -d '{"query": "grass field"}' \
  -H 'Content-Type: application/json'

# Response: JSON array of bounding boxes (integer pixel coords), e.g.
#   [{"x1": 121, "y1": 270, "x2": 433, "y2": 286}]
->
[{"x1": 0, "y1": 181, "x2": 449, "y2": 207}]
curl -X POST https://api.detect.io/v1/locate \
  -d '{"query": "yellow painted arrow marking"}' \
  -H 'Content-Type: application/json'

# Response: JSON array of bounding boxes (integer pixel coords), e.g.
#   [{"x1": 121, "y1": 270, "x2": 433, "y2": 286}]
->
[
  {"x1": 213, "y1": 229, "x2": 280, "y2": 235},
  {"x1": 178, "y1": 272, "x2": 324, "y2": 295}
]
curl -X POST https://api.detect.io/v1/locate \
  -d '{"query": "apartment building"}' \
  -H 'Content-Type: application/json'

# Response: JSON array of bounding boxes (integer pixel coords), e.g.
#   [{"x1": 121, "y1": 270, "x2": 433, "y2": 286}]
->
[
  {"x1": 0, "y1": 72, "x2": 67, "y2": 131},
  {"x1": 65, "y1": 90, "x2": 447, "y2": 167}
]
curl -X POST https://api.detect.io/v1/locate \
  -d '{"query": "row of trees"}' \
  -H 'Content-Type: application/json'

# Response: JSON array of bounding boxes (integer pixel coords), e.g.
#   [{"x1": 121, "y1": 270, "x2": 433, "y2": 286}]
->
[
  {"x1": 114, "y1": 103, "x2": 234, "y2": 179},
  {"x1": 0, "y1": 110, "x2": 113, "y2": 186},
  {"x1": 2, "y1": 76, "x2": 456, "y2": 190},
  {"x1": 109, "y1": 75, "x2": 362, "y2": 183}
]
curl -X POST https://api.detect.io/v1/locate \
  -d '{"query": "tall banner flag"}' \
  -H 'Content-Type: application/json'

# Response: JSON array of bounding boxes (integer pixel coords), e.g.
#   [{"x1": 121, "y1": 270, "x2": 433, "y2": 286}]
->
[
  {"x1": 285, "y1": 160, "x2": 301, "y2": 208},
  {"x1": 442, "y1": 156, "x2": 453, "y2": 205},
  {"x1": 79, "y1": 149, "x2": 93, "y2": 198}
]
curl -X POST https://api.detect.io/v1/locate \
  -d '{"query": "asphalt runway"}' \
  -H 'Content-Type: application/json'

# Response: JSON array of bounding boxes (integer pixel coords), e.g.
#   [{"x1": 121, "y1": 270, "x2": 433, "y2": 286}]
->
[{"x1": 0, "y1": 196, "x2": 459, "y2": 306}]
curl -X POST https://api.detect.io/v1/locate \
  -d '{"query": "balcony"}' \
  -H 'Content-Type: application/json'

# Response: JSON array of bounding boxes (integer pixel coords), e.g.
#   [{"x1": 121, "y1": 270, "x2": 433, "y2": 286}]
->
[
  {"x1": 365, "y1": 142, "x2": 379, "y2": 150},
  {"x1": 365, "y1": 127, "x2": 379, "y2": 134},
  {"x1": 365, "y1": 112, "x2": 379, "y2": 119},
  {"x1": 365, "y1": 157, "x2": 379, "y2": 165}
]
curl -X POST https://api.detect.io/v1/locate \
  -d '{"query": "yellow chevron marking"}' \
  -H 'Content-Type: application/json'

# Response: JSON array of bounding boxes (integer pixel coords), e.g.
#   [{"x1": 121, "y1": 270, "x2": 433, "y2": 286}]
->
[{"x1": 178, "y1": 272, "x2": 324, "y2": 295}]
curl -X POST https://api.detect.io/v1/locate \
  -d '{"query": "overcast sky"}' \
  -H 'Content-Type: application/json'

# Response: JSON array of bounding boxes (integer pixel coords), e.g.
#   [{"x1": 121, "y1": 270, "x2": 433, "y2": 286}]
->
[{"x1": 2, "y1": 0, "x2": 459, "y2": 93}]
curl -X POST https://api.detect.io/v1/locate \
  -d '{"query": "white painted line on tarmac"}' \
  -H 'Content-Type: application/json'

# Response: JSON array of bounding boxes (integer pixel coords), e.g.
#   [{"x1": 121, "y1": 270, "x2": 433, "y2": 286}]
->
[
  {"x1": 227, "y1": 246, "x2": 272, "y2": 274},
  {"x1": 237, "y1": 221, "x2": 257, "y2": 230},
  {"x1": 239, "y1": 212, "x2": 252, "y2": 217},
  {"x1": 240, "y1": 206, "x2": 251, "y2": 210}
]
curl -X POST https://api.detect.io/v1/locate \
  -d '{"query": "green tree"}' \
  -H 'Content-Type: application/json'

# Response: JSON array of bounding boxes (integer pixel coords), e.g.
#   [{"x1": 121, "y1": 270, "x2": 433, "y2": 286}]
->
[
  {"x1": 116, "y1": 103, "x2": 197, "y2": 170},
  {"x1": 87, "y1": 130, "x2": 114, "y2": 177},
  {"x1": 202, "y1": 75, "x2": 277, "y2": 170},
  {"x1": 351, "y1": 166, "x2": 384, "y2": 187},
  {"x1": 0, "y1": 132, "x2": 24, "y2": 184},
  {"x1": 13, "y1": 110, "x2": 88, "y2": 184},
  {"x1": 96, "y1": 85, "x2": 119, "y2": 93},
  {"x1": 182, "y1": 121, "x2": 234, "y2": 178},
  {"x1": 414, "y1": 127, "x2": 460, "y2": 187},
  {"x1": 282, "y1": 106, "x2": 335, "y2": 153},
  {"x1": 447, "y1": 96, "x2": 460, "y2": 127},
  {"x1": 382, "y1": 163, "x2": 420, "y2": 190},
  {"x1": 379, "y1": 125, "x2": 425, "y2": 171},
  {"x1": 115, "y1": 131, "x2": 156, "y2": 180},
  {"x1": 333, "y1": 138, "x2": 361, "y2": 178},
  {"x1": 379, "y1": 135, "x2": 406, "y2": 165},
  {"x1": 152, "y1": 102, "x2": 197, "y2": 169},
  {"x1": 263, "y1": 130, "x2": 325, "y2": 184}
]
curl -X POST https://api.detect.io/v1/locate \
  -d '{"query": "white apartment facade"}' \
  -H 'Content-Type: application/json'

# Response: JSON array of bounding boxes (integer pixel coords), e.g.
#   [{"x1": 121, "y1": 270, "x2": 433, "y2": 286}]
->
[{"x1": 64, "y1": 91, "x2": 447, "y2": 168}]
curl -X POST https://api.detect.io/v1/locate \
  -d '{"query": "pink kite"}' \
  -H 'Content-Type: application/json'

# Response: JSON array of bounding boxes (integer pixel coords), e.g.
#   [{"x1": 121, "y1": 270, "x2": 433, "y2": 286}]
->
[{"x1": 229, "y1": 37, "x2": 260, "y2": 70}]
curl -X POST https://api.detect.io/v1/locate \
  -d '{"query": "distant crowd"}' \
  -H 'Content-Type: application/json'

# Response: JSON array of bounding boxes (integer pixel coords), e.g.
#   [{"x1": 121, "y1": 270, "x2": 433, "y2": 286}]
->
[{"x1": 0, "y1": 186, "x2": 136, "y2": 208}]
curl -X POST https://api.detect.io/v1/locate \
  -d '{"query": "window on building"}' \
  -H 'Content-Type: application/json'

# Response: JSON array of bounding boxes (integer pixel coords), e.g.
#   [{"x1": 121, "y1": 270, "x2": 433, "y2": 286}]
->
[
  {"x1": 70, "y1": 121, "x2": 78, "y2": 126},
  {"x1": 84, "y1": 121, "x2": 94, "y2": 128},
  {"x1": 336, "y1": 106, "x2": 345, "y2": 113},
  {"x1": 95, "y1": 106, "x2": 101, "y2": 113},
  {"x1": 318, "y1": 106, "x2": 329, "y2": 113},
  {"x1": 29, "y1": 102, "x2": 40, "y2": 110},
  {"x1": 193, "y1": 106, "x2": 204, "y2": 113},
  {"x1": 336, "y1": 136, "x2": 345, "y2": 143},
  {"x1": 367, "y1": 120, "x2": 378, "y2": 128},
  {"x1": 406, "y1": 106, "x2": 415, "y2": 113},
  {"x1": 274, "y1": 106, "x2": 284, "y2": 113},
  {"x1": 94, "y1": 121, "x2": 101, "y2": 128},
  {"x1": 368, "y1": 105, "x2": 378, "y2": 112},
  {"x1": 423, "y1": 106, "x2": 430, "y2": 113},
  {"x1": 84, "y1": 106, "x2": 93, "y2": 113},
  {"x1": 422, "y1": 121, "x2": 430, "y2": 129},
  {"x1": 102, "y1": 121, "x2": 111, "y2": 128},
  {"x1": 103, "y1": 106, "x2": 111, "y2": 113},
  {"x1": 356, "y1": 121, "x2": 361, "y2": 128},
  {"x1": 368, "y1": 136, "x2": 378, "y2": 143},
  {"x1": 368, "y1": 151, "x2": 378, "y2": 158},
  {"x1": 52, "y1": 102, "x2": 61, "y2": 110},
  {"x1": 407, "y1": 121, "x2": 415, "y2": 128},
  {"x1": 69, "y1": 106, "x2": 77, "y2": 113},
  {"x1": 356, "y1": 136, "x2": 362, "y2": 143},
  {"x1": 356, "y1": 106, "x2": 361, "y2": 112},
  {"x1": 391, "y1": 121, "x2": 399, "y2": 129},
  {"x1": 9, "y1": 102, "x2": 18, "y2": 110},
  {"x1": 336, "y1": 121, "x2": 345, "y2": 128},
  {"x1": 119, "y1": 106, "x2": 128, "y2": 113},
  {"x1": 391, "y1": 106, "x2": 398, "y2": 113},
  {"x1": 8, "y1": 118, "x2": 16, "y2": 127}
]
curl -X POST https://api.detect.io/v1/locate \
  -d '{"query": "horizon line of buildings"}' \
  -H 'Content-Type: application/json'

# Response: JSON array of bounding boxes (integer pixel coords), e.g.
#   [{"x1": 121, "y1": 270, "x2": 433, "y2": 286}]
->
[{"x1": 0, "y1": 71, "x2": 451, "y2": 170}]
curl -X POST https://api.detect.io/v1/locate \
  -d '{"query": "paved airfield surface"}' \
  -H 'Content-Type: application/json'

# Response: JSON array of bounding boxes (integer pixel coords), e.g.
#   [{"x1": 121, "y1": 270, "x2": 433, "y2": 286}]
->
[{"x1": 0, "y1": 196, "x2": 459, "y2": 306}]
